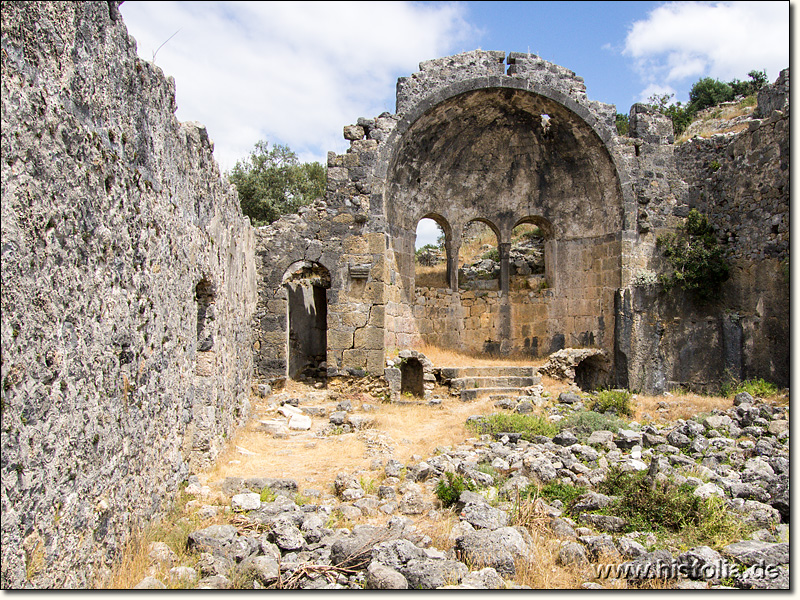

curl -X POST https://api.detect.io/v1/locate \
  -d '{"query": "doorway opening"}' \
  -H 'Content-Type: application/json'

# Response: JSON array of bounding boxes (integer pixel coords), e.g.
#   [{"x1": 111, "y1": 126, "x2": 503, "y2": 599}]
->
[
  {"x1": 400, "y1": 357, "x2": 425, "y2": 397},
  {"x1": 282, "y1": 261, "x2": 331, "y2": 380}
]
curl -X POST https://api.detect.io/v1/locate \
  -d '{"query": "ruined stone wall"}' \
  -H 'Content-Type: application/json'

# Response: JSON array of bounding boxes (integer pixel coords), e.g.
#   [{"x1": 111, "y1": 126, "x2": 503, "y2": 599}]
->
[
  {"x1": 1, "y1": 1, "x2": 256, "y2": 587},
  {"x1": 252, "y1": 199, "x2": 387, "y2": 380},
  {"x1": 621, "y1": 71, "x2": 790, "y2": 392}
]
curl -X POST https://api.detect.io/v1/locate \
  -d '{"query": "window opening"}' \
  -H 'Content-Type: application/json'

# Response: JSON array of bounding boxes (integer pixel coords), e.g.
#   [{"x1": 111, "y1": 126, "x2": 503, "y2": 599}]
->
[
  {"x1": 510, "y1": 222, "x2": 546, "y2": 291},
  {"x1": 458, "y1": 220, "x2": 500, "y2": 291},
  {"x1": 195, "y1": 279, "x2": 215, "y2": 351},
  {"x1": 414, "y1": 218, "x2": 447, "y2": 289}
]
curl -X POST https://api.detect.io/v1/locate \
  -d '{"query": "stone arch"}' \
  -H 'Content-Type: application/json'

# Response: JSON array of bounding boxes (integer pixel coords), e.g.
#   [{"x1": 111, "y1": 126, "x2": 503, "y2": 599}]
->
[
  {"x1": 281, "y1": 261, "x2": 331, "y2": 380},
  {"x1": 378, "y1": 76, "x2": 634, "y2": 226},
  {"x1": 380, "y1": 73, "x2": 627, "y2": 359},
  {"x1": 414, "y1": 212, "x2": 454, "y2": 290}
]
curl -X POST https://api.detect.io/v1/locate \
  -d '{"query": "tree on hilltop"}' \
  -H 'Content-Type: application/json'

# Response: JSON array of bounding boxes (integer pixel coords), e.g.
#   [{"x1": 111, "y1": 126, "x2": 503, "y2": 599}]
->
[{"x1": 228, "y1": 140, "x2": 326, "y2": 225}]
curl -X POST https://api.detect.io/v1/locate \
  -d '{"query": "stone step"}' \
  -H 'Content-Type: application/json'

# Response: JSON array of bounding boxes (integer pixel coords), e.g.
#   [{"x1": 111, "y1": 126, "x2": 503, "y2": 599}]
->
[
  {"x1": 452, "y1": 376, "x2": 540, "y2": 390},
  {"x1": 438, "y1": 366, "x2": 539, "y2": 380},
  {"x1": 459, "y1": 387, "x2": 532, "y2": 402}
]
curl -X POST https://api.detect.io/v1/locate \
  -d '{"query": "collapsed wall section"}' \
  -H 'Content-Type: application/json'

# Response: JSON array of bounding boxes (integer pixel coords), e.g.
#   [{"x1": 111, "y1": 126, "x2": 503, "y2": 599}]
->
[{"x1": 1, "y1": 1, "x2": 256, "y2": 587}]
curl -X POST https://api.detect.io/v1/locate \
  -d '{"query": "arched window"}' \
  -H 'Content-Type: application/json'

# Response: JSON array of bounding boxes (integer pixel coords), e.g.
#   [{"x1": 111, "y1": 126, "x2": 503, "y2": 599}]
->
[
  {"x1": 458, "y1": 219, "x2": 500, "y2": 291},
  {"x1": 414, "y1": 217, "x2": 447, "y2": 289},
  {"x1": 195, "y1": 279, "x2": 215, "y2": 351},
  {"x1": 511, "y1": 217, "x2": 554, "y2": 292}
]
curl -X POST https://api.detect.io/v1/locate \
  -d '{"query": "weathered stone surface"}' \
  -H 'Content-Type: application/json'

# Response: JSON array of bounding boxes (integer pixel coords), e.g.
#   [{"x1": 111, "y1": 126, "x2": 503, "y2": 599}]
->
[
  {"x1": 365, "y1": 561, "x2": 408, "y2": 589},
  {"x1": 232, "y1": 493, "x2": 262, "y2": 512},
  {"x1": 721, "y1": 541, "x2": 789, "y2": 567},
  {"x1": 398, "y1": 558, "x2": 467, "y2": 590},
  {"x1": 460, "y1": 503, "x2": 509, "y2": 530},
  {"x1": 455, "y1": 527, "x2": 529, "y2": 577},
  {"x1": 557, "y1": 541, "x2": 588, "y2": 566}
]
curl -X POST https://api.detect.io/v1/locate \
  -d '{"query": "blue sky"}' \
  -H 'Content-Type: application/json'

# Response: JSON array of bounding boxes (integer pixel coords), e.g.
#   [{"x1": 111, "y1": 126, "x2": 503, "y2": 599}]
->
[{"x1": 119, "y1": 1, "x2": 789, "y2": 175}]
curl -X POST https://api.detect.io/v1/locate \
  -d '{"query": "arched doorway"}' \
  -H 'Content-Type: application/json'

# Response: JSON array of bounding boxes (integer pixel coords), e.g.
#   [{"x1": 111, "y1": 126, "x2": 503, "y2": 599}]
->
[{"x1": 282, "y1": 261, "x2": 331, "y2": 379}]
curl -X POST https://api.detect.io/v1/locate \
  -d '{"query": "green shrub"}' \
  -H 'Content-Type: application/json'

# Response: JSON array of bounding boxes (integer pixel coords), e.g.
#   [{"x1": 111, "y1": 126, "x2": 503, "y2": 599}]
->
[
  {"x1": 558, "y1": 410, "x2": 628, "y2": 437},
  {"x1": 466, "y1": 413, "x2": 558, "y2": 440},
  {"x1": 228, "y1": 140, "x2": 326, "y2": 226},
  {"x1": 589, "y1": 390, "x2": 634, "y2": 417},
  {"x1": 657, "y1": 209, "x2": 730, "y2": 302},
  {"x1": 435, "y1": 472, "x2": 475, "y2": 508},
  {"x1": 597, "y1": 467, "x2": 746, "y2": 548},
  {"x1": 688, "y1": 77, "x2": 734, "y2": 112},
  {"x1": 615, "y1": 113, "x2": 629, "y2": 136}
]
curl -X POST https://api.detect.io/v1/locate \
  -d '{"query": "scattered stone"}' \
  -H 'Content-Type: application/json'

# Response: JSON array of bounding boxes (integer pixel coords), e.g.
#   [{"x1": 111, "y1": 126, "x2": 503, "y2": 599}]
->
[
  {"x1": 366, "y1": 561, "x2": 408, "y2": 589},
  {"x1": 231, "y1": 493, "x2": 262, "y2": 512},
  {"x1": 557, "y1": 541, "x2": 588, "y2": 566}
]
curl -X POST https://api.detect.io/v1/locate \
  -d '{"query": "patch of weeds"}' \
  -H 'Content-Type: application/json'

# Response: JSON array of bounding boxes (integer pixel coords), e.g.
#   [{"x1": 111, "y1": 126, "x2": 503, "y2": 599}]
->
[
  {"x1": 558, "y1": 410, "x2": 627, "y2": 438},
  {"x1": 260, "y1": 486, "x2": 276, "y2": 503},
  {"x1": 293, "y1": 493, "x2": 311, "y2": 506},
  {"x1": 481, "y1": 248, "x2": 500, "y2": 262},
  {"x1": 476, "y1": 461, "x2": 499, "y2": 480},
  {"x1": 435, "y1": 472, "x2": 475, "y2": 508},
  {"x1": 656, "y1": 209, "x2": 730, "y2": 303},
  {"x1": 325, "y1": 508, "x2": 353, "y2": 530},
  {"x1": 466, "y1": 413, "x2": 558, "y2": 440},
  {"x1": 720, "y1": 377, "x2": 780, "y2": 399},
  {"x1": 522, "y1": 481, "x2": 587, "y2": 511},
  {"x1": 597, "y1": 467, "x2": 746, "y2": 549},
  {"x1": 359, "y1": 476, "x2": 377, "y2": 495},
  {"x1": 589, "y1": 389, "x2": 634, "y2": 417}
]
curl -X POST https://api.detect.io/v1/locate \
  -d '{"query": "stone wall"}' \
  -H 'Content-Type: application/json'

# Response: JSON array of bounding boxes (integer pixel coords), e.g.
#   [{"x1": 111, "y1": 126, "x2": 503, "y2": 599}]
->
[
  {"x1": 251, "y1": 199, "x2": 387, "y2": 380},
  {"x1": 1, "y1": 1, "x2": 256, "y2": 587},
  {"x1": 620, "y1": 70, "x2": 790, "y2": 391}
]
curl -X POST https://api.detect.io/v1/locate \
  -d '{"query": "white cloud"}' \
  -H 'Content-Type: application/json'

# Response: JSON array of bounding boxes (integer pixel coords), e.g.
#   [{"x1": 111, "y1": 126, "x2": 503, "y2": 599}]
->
[
  {"x1": 119, "y1": 1, "x2": 477, "y2": 170},
  {"x1": 416, "y1": 218, "x2": 444, "y2": 249},
  {"x1": 623, "y1": 1, "x2": 788, "y2": 102}
]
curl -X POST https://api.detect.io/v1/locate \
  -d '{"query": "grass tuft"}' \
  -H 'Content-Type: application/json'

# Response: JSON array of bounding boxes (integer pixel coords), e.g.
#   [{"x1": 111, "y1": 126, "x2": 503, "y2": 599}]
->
[
  {"x1": 589, "y1": 389, "x2": 634, "y2": 417},
  {"x1": 466, "y1": 412, "x2": 558, "y2": 440}
]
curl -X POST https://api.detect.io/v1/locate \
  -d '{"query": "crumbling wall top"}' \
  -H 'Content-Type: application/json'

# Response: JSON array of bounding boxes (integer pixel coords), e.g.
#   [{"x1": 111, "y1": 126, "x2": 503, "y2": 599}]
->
[{"x1": 395, "y1": 50, "x2": 614, "y2": 124}]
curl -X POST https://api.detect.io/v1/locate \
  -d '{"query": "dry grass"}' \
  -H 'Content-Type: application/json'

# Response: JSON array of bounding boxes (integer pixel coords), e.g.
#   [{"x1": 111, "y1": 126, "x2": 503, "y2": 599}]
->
[
  {"x1": 100, "y1": 488, "x2": 229, "y2": 589},
  {"x1": 414, "y1": 263, "x2": 448, "y2": 288},
  {"x1": 633, "y1": 391, "x2": 731, "y2": 423},
  {"x1": 202, "y1": 417, "x2": 369, "y2": 492},
  {"x1": 635, "y1": 388, "x2": 788, "y2": 425},
  {"x1": 371, "y1": 395, "x2": 497, "y2": 463},
  {"x1": 676, "y1": 96, "x2": 756, "y2": 144},
  {"x1": 200, "y1": 384, "x2": 498, "y2": 495},
  {"x1": 459, "y1": 222, "x2": 497, "y2": 268},
  {"x1": 415, "y1": 343, "x2": 546, "y2": 369}
]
